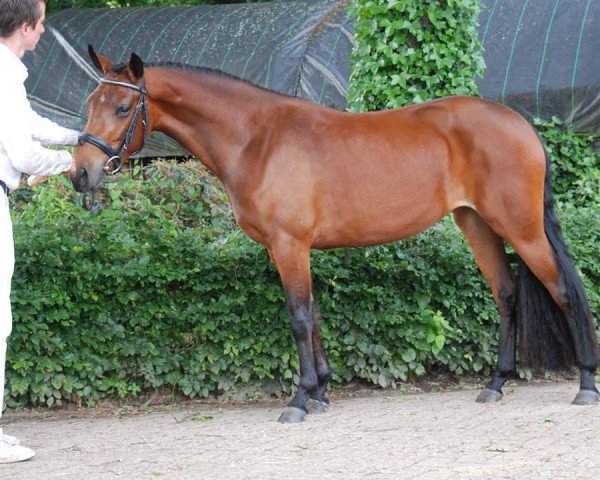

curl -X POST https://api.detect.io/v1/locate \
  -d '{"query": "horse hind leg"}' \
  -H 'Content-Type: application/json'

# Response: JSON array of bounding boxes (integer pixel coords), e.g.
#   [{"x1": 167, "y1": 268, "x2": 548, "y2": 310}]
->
[
  {"x1": 509, "y1": 230, "x2": 599, "y2": 405},
  {"x1": 453, "y1": 207, "x2": 517, "y2": 402}
]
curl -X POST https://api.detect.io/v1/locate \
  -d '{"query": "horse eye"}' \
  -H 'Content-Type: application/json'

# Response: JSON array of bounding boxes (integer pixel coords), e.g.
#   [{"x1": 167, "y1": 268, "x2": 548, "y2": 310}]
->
[{"x1": 116, "y1": 105, "x2": 131, "y2": 116}]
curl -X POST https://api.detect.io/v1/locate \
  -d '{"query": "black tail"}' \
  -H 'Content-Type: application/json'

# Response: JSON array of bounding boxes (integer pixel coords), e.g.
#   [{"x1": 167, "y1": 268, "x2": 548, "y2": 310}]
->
[{"x1": 516, "y1": 150, "x2": 598, "y2": 371}]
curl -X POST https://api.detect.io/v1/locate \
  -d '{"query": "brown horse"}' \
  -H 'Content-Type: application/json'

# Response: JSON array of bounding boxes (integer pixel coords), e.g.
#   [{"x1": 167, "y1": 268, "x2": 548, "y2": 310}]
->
[{"x1": 71, "y1": 47, "x2": 599, "y2": 423}]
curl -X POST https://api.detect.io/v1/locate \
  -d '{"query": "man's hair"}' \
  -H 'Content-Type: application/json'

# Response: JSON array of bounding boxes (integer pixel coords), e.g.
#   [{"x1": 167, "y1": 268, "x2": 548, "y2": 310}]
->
[{"x1": 0, "y1": 0, "x2": 47, "y2": 38}]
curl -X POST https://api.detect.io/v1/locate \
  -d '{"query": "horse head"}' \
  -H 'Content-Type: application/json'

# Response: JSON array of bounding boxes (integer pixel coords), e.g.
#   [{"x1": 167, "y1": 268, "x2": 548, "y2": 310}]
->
[{"x1": 71, "y1": 46, "x2": 148, "y2": 192}]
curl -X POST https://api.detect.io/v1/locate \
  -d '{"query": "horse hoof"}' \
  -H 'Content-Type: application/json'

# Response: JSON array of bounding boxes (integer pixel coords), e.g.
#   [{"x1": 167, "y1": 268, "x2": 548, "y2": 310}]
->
[
  {"x1": 277, "y1": 407, "x2": 307, "y2": 423},
  {"x1": 476, "y1": 388, "x2": 503, "y2": 403},
  {"x1": 572, "y1": 389, "x2": 600, "y2": 406},
  {"x1": 307, "y1": 399, "x2": 329, "y2": 414}
]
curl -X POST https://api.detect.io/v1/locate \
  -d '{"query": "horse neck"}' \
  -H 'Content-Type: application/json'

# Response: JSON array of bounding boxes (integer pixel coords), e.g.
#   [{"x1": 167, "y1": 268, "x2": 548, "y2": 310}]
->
[{"x1": 145, "y1": 67, "x2": 283, "y2": 180}]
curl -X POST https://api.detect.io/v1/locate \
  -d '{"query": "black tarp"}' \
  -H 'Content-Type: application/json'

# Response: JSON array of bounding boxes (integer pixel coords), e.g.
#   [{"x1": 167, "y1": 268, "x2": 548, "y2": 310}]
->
[
  {"x1": 477, "y1": 0, "x2": 600, "y2": 133},
  {"x1": 21, "y1": 0, "x2": 600, "y2": 158},
  {"x1": 23, "y1": 0, "x2": 354, "y2": 157}
]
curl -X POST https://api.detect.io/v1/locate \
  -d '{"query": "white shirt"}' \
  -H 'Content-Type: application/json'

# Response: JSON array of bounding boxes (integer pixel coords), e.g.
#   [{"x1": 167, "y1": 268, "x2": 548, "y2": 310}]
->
[{"x1": 0, "y1": 43, "x2": 79, "y2": 191}]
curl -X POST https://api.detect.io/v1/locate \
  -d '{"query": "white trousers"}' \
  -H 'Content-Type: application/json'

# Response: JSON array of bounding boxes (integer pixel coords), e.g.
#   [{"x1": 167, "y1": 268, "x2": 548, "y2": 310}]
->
[{"x1": 0, "y1": 191, "x2": 14, "y2": 419}]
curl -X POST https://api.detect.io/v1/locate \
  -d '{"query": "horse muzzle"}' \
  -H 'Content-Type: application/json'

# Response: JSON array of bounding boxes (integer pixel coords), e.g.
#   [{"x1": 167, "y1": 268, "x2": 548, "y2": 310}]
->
[{"x1": 71, "y1": 165, "x2": 103, "y2": 193}]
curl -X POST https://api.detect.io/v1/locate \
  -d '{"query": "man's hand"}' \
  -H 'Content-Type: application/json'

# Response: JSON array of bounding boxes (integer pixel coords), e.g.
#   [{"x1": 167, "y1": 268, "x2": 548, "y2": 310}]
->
[
  {"x1": 27, "y1": 160, "x2": 75, "y2": 187},
  {"x1": 64, "y1": 159, "x2": 76, "y2": 175},
  {"x1": 27, "y1": 175, "x2": 49, "y2": 187}
]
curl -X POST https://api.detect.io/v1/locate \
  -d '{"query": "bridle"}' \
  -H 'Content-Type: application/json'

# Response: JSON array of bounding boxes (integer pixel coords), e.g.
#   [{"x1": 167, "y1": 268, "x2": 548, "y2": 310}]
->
[{"x1": 78, "y1": 76, "x2": 149, "y2": 175}]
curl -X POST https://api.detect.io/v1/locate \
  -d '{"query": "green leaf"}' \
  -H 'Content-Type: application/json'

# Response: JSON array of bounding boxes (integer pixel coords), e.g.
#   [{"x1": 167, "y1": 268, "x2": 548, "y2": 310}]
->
[{"x1": 401, "y1": 348, "x2": 417, "y2": 363}]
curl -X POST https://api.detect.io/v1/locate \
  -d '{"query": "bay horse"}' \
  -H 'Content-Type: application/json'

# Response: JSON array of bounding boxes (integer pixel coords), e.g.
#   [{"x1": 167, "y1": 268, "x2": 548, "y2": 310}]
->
[{"x1": 71, "y1": 47, "x2": 599, "y2": 423}]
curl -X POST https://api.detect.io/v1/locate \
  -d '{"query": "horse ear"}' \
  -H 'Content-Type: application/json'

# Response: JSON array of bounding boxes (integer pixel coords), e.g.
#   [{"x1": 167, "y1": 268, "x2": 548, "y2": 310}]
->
[
  {"x1": 88, "y1": 45, "x2": 112, "y2": 75},
  {"x1": 128, "y1": 52, "x2": 144, "y2": 81}
]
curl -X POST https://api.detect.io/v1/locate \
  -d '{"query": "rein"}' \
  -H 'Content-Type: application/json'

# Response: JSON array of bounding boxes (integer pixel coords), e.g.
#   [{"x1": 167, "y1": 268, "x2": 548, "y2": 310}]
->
[{"x1": 78, "y1": 77, "x2": 149, "y2": 175}]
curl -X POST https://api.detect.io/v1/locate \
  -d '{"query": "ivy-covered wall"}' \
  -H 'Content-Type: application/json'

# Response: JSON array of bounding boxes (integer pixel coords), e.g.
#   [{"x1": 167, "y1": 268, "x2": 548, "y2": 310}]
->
[{"x1": 348, "y1": 0, "x2": 484, "y2": 110}]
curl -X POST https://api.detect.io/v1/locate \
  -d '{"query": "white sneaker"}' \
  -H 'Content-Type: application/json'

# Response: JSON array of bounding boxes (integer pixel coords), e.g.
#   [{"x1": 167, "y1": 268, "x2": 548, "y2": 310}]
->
[
  {"x1": 0, "y1": 428, "x2": 20, "y2": 445},
  {"x1": 0, "y1": 431, "x2": 34, "y2": 463}
]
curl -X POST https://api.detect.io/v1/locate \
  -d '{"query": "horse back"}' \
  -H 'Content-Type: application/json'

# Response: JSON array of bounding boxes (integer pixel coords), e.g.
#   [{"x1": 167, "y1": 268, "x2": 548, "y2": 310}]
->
[{"x1": 234, "y1": 96, "x2": 545, "y2": 249}]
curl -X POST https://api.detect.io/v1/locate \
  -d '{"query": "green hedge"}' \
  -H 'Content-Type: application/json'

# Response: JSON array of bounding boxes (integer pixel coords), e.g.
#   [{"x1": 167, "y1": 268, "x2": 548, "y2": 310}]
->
[
  {"x1": 6, "y1": 163, "x2": 599, "y2": 407},
  {"x1": 534, "y1": 117, "x2": 600, "y2": 206},
  {"x1": 6, "y1": 0, "x2": 598, "y2": 408}
]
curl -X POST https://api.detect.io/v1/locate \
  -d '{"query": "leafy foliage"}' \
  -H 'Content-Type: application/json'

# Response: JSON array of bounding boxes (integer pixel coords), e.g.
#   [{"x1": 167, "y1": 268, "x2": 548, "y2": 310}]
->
[
  {"x1": 6, "y1": 162, "x2": 598, "y2": 407},
  {"x1": 348, "y1": 0, "x2": 484, "y2": 111},
  {"x1": 534, "y1": 117, "x2": 600, "y2": 207},
  {"x1": 559, "y1": 204, "x2": 600, "y2": 322}
]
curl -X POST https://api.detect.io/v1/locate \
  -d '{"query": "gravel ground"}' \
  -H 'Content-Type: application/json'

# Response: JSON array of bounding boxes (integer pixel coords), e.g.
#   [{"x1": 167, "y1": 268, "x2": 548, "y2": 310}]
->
[{"x1": 1, "y1": 380, "x2": 598, "y2": 479}]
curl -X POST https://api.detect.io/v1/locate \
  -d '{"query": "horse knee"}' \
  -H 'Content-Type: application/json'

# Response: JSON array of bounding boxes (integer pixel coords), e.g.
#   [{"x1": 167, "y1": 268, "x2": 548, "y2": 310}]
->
[
  {"x1": 289, "y1": 312, "x2": 313, "y2": 340},
  {"x1": 288, "y1": 297, "x2": 314, "y2": 340}
]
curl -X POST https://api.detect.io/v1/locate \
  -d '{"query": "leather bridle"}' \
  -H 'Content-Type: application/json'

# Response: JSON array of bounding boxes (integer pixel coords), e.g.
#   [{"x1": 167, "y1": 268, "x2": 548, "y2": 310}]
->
[{"x1": 78, "y1": 76, "x2": 149, "y2": 175}]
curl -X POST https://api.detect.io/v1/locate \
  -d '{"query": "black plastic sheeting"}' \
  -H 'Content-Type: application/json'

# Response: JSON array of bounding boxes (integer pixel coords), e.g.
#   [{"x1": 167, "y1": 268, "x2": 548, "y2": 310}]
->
[
  {"x1": 21, "y1": 1, "x2": 600, "y2": 159},
  {"x1": 23, "y1": 0, "x2": 353, "y2": 157},
  {"x1": 477, "y1": 0, "x2": 600, "y2": 133}
]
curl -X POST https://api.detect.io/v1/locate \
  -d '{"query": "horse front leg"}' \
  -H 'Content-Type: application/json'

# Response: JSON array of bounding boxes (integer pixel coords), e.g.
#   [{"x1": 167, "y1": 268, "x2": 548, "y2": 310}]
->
[
  {"x1": 268, "y1": 241, "x2": 320, "y2": 423},
  {"x1": 278, "y1": 292, "x2": 318, "y2": 423}
]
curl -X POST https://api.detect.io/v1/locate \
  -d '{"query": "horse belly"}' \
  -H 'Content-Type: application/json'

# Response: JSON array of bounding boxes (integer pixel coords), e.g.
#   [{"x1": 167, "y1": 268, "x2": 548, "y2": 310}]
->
[
  {"x1": 312, "y1": 174, "x2": 449, "y2": 249},
  {"x1": 310, "y1": 125, "x2": 454, "y2": 248}
]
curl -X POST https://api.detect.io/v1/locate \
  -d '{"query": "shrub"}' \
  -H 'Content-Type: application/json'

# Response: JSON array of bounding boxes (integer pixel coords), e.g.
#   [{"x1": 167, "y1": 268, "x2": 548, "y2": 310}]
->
[
  {"x1": 6, "y1": 163, "x2": 598, "y2": 407},
  {"x1": 534, "y1": 117, "x2": 600, "y2": 207},
  {"x1": 7, "y1": 0, "x2": 598, "y2": 407}
]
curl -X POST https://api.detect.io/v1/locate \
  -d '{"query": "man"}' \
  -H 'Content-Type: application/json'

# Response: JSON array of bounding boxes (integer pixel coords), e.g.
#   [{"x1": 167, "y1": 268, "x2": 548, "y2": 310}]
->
[{"x1": 0, "y1": 0, "x2": 80, "y2": 463}]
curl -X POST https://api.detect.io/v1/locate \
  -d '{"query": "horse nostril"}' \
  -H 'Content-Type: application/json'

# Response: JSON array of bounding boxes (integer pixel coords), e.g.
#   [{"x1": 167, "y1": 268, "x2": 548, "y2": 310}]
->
[{"x1": 73, "y1": 166, "x2": 89, "y2": 192}]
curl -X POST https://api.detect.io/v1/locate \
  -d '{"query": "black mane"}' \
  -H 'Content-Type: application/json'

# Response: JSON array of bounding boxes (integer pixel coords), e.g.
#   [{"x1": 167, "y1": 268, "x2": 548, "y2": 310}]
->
[{"x1": 110, "y1": 61, "x2": 290, "y2": 98}]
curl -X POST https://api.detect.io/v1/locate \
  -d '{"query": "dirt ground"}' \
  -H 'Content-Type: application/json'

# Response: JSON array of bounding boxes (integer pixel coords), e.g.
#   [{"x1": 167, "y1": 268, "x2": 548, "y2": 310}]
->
[{"x1": 1, "y1": 379, "x2": 598, "y2": 480}]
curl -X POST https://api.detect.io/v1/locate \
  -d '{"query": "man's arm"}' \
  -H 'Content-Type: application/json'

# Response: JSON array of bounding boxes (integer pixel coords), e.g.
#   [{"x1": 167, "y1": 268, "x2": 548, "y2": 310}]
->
[
  {"x1": 30, "y1": 109, "x2": 80, "y2": 147},
  {"x1": 0, "y1": 133, "x2": 72, "y2": 177},
  {"x1": 0, "y1": 114, "x2": 72, "y2": 177}
]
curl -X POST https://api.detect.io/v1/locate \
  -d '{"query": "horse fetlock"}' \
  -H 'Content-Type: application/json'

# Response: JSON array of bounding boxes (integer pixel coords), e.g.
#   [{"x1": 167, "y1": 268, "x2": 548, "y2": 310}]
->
[
  {"x1": 485, "y1": 372, "x2": 511, "y2": 393},
  {"x1": 579, "y1": 368, "x2": 598, "y2": 391},
  {"x1": 316, "y1": 366, "x2": 332, "y2": 384},
  {"x1": 298, "y1": 375, "x2": 319, "y2": 394}
]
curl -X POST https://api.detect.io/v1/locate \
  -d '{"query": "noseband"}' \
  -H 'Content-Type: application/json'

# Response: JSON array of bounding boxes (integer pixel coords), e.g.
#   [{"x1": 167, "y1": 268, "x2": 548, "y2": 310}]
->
[{"x1": 78, "y1": 77, "x2": 148, "y2": 175}]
